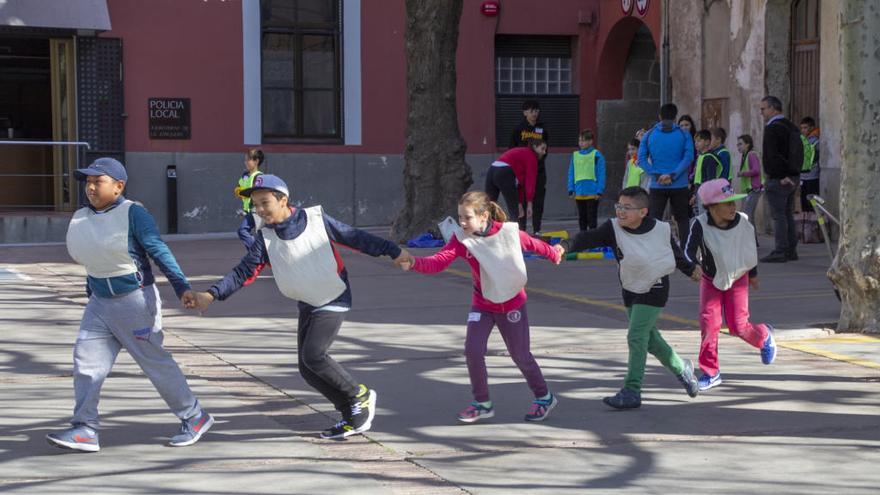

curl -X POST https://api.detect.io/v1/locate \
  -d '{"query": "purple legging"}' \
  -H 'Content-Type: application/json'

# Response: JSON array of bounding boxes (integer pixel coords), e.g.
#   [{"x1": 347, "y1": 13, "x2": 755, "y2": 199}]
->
[{"x1": 464, "y1": 305, "x2": 549, "y2": 402}]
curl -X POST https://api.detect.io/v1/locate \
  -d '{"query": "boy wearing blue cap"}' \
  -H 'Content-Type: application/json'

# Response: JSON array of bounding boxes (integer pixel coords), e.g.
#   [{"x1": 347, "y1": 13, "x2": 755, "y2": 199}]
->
[
  {"x1": 47, "y1": 158, "x2": 213, "y2": 453},
  {"x1": 190, "y1": 174, "x2": 410, "y2": 440}
]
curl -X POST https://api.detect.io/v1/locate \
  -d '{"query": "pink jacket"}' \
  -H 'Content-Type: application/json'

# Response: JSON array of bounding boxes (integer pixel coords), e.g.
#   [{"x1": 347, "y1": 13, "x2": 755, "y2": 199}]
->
[{"x1": 413, "y1": 221, "x2": 560, "y2": 313}]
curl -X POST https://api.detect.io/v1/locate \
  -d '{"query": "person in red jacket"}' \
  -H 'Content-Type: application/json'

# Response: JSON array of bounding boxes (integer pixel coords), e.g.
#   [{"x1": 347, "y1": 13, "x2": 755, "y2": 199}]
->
[
  {"x1": 398, "y1": 191, "x2": 564, "y2": 424},
  {"x1": 484, "y1": 138, "x2": 547, "y2": 230}
]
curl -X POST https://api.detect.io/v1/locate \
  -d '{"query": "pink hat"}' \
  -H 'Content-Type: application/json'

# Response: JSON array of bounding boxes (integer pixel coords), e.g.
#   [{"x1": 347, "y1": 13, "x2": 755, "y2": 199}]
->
[{"x1": 698, "y1": 178, "x2": 747, "y2": 205}]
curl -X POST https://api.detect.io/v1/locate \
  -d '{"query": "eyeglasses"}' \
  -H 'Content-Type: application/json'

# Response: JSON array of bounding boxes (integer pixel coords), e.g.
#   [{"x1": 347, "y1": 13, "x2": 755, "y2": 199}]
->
[{"x1": 614, "y1": 203, "x2": 643, "y2": 212}]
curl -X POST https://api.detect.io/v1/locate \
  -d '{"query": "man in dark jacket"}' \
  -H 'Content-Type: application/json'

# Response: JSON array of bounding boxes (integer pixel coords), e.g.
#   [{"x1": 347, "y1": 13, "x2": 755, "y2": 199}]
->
[{"x1": 759, "y1": 95, "x2": 800, "y2": 262}]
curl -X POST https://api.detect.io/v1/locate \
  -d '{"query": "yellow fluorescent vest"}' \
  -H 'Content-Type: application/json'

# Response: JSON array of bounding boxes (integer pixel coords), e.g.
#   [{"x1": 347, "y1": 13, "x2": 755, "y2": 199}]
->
[{"x1": 572, "y1": 150, "x2": 597, "y2": 183}]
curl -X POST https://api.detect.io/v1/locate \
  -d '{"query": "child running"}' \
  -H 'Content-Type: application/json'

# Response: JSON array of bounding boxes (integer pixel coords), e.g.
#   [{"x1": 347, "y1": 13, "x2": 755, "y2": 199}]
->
[
  {"x1": 189, "y1": 174, "x2": 410, "y2": 439},
  {"x1": 47, "y1": 158, "x2": 213, "y2": 452},
  {"x1": 564, "y1": 186, "x2": 700, "y2": 409},
  {"x1": 684, "y1": 179, "x2": 777, "y2": 391},
  {"x1": 398, "y1": 191, "x2": 564, "y2": 423}
]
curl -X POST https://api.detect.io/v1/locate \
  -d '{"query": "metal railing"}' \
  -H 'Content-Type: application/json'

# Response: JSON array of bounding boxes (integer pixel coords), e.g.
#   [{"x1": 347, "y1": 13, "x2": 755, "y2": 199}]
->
[{"x1": 0, "y1": 140, "x2": 91, "y2": 209}]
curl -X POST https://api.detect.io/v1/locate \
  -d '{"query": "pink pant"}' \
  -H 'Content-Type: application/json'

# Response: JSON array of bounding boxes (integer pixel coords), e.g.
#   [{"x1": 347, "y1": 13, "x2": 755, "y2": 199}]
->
[{"x1": 699, "y1": 275, "x2": 768, "y2": 376}]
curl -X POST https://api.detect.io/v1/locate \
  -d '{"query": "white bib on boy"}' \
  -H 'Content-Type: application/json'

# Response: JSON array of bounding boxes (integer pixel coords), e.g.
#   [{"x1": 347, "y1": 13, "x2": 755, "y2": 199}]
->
[
  {"x1": 696, "y1": 212, "x2": 758, "y2": 290},
  {"x1": 259, "y1": 206, "x2": 346, "y2": 307},
  {"x1": 611, "y1": 218, "x2": 676, "y2": 294},
  {"x1": 66, "y1": 200, "x2": 138, "y2": 278},
  {"x1": 455, "y1": 222, "x2": 527, "y2": 303}
]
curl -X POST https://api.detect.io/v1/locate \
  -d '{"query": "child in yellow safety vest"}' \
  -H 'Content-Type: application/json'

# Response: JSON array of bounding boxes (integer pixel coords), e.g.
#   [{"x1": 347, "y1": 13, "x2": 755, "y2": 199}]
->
[
  {"x1": 235, "y1": 148, "x2": 264, "y2": 249},
  {"x1": 567, "y1": 129, "x2": 606, "y2": 230},
  {"x1": 622, "y1": 138, "x2": 649, "y2": 191},
  {"x1": 691, "y1": 130, "x2": 721, "y2": 215}
]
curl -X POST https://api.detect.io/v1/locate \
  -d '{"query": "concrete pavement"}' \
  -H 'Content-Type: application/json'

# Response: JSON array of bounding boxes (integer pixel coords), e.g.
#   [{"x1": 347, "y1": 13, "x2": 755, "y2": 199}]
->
[{"x1": 1, "y1": 228, "x2": 878, "y2": 494}]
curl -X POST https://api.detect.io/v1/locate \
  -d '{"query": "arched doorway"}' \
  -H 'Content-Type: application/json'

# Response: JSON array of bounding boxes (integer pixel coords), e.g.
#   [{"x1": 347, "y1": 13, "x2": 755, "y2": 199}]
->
[{"x1": 595, "y1": 19, "x2": 660, "y2": 196}]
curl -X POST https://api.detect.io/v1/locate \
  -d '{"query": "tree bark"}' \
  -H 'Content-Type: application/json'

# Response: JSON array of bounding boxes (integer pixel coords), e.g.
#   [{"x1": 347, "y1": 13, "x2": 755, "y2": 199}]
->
[
  {"x1": 827, "y1": 1, "x2": 880, "y2": 333},
  {"x1": 391, "y1": 0, "x2": 472, "y2": 242}
]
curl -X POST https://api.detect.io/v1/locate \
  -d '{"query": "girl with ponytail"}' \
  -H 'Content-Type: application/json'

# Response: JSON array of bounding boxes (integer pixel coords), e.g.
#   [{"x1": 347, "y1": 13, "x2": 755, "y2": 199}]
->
[{"x1": 398, "y1": 191, "x2": 565, "y2": 424}]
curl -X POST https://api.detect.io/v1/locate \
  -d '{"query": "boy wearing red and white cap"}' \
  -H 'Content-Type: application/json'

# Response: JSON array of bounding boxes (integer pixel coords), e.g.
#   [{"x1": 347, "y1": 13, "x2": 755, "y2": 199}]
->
[{"x1": 684, "y1": 178, "x2": 777, "y2": 391}]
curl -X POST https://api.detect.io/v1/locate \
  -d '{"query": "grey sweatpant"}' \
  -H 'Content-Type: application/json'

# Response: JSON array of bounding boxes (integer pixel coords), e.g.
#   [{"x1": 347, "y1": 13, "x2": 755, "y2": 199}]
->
[{"x1": 71, "y1": 284, "x2": 201, "y2": 428}]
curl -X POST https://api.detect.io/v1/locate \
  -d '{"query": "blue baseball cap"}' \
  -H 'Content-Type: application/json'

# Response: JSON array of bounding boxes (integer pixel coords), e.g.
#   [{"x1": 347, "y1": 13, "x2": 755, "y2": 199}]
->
[
  {"x1": 240, "y1": 174, "x2": 289, "y2": 197},
  {"x1": 74, "y1": 157, "x2": 128, "y2": 182}
]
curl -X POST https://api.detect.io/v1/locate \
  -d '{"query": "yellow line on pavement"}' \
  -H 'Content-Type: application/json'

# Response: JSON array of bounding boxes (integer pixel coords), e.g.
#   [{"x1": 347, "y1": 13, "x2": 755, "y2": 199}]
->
[
  {"x1": 780, "y1": 341, "x2": 880, "y2": 370},
  {"x1": 443, "y1": 268, "x2": 880, "y2": 370}
]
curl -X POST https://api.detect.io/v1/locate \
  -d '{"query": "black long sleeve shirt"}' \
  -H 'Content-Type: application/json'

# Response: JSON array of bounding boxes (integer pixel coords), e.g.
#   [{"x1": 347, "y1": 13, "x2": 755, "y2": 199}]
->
[{"x1": 566, "y1": 217, "x2": 695, "y2": 308}]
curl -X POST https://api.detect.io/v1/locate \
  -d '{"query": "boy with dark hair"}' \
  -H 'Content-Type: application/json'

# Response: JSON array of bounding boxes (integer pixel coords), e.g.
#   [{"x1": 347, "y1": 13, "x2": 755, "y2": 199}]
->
[
  {"x1": 510, "y1": 100, "x2": 549, "y2": 235},
  {"x1": 191, "y1": 174, "x2": 411, "y2": 440},
  {"x1": 567, "y1": 129, "x2": 606, "y2": 230},
  {"x1": 799, "y1": 117, "x2": 820, "y2": 212},
  {"x1": 692, "y1": 130, "x2": 720, "y2": 215},
  {"x1": 564, "y1": 186, "x2": 701, "y2": 409},
  {"x1": 48, "y1": 158, "x2": 213, "y2": 452},
  {"x1": 709, "y1": 128, "x2": 732, "y2": 182}
]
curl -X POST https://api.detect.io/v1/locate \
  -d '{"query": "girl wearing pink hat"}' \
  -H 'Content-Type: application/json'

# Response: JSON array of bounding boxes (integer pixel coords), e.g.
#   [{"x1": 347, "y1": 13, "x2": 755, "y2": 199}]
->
[{"x1": 683, "y1": 179, "x2": 777, "y2": 391}]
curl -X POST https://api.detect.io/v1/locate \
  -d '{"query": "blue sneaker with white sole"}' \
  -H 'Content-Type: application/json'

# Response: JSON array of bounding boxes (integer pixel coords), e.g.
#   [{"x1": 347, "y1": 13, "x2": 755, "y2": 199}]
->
[
  {"x1": 168, "y1": 410, "x2": 214, "y2": 447},
  {"x1": 698, "y1": 372, "x2": 722, "y2": 391},
  {"x1": 46, "y1": 425, "x2": 100, "y2": 453},
  {"x1": 761, "y1": 325, "x2": 777, "y2": 365}
]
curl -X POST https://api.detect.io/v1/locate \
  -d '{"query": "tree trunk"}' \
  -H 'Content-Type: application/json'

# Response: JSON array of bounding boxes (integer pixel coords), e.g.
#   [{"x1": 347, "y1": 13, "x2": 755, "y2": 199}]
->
[
  {"x1": 827, "y1": 1, "x2": 880, "y2": 333},
  {"x1": 391, "y1": 0, "x2": 472, "y2": 242}
]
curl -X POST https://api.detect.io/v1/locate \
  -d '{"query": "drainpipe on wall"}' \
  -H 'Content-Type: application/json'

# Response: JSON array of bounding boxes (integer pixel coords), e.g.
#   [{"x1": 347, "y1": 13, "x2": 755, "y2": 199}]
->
[{"x1": 660, "y1": 0, "x2": 670, "y2": 104}]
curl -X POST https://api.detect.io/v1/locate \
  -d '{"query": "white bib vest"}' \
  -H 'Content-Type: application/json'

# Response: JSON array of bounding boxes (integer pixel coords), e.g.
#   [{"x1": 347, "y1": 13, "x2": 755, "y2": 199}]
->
[
  {"x1": 696, "y1": 212, "x2": 758, "y2": 290},
  {"x1": 611, "y1": 219, "x2": 676, "y2": 294},
  {"x1": 455, "y1": 222, "x2": 527, "y2": 303},
  {"x1": 66, "y1": 200, "x2": 138, "y2": 279},
  {"x1": 259, "y1": 206, "x2": 346, "y2": 307}
]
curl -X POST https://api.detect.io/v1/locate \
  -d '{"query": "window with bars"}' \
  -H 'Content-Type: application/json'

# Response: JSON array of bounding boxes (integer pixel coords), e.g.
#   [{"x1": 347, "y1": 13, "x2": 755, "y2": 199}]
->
[
  {"x1": 260, "y1": 0, "x2": 341, "y2": 141},
  {"x1": 495, "y1": 57, "x2": 572, "y2": 95}
]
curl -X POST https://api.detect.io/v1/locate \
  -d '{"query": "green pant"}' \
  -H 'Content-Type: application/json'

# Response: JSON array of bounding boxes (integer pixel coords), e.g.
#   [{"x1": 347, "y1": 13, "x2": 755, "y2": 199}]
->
[{"x1": 624, "y1": 304, "x2": 685, "y2": 393}]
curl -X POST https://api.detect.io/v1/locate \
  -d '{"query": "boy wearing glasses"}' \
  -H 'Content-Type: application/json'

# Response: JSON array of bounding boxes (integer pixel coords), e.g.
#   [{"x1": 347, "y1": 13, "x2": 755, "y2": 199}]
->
[{"x1": 564, "y1": 187, "x2": 701, "y2": 409}]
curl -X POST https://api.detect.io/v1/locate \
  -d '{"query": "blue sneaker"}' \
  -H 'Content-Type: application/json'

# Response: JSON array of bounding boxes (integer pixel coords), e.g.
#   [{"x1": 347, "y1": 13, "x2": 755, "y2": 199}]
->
[
  {"x1": 761, "y1": 325, "x2": 777, "y2": 365},
  {"x1": 46, "y1": 425, "x2": 100, "y2": 452},
  {"x1": 698, "y1": 372, "x2": 722, "y2": 391},
  {"x1": 168, "y1": 410, "x2": 214, "y2": 447},
  {"x1": 524, "y1": 393, "x2": 559, "y2": 422}
]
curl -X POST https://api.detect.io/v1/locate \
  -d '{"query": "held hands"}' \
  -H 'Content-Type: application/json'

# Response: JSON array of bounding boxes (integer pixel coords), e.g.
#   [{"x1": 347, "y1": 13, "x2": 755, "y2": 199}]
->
[
  {"x1": 690, "y1": 266, "x2": 703, "y2": 282},
  {"x1": 749, "y1": 276, "x2": 760, "y2": 291},
  {"x1": 184, "y1": 291, "x2": 215, "y2": 314},
  {"x1": 659, "y1": 174, "x2": 672, "y2": 185},
  {"x1": 394, "y1": 249, "x2": 415, "y2": 271},
  {"x1": 552, "y1": 244, "x2": 565, "y2": 264}
]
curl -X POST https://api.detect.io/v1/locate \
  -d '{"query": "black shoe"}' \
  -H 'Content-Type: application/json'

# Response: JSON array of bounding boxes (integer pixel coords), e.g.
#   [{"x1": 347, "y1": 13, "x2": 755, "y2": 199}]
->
[
  {"x1": 786, "y1": 251, "x2": 799, "y2": 261},
  {"x1": 602, "y1": 388, "x2": 641, "y2": 410},
  {"x1": 347, "y1": 385, "x2": 377, "y2": 434},
  {"x1": 676, "y1": 359, "x2": 699, "y2": 398},
  {"x1": 760, "y1": 252, "x2": 788, "y2": 263}
]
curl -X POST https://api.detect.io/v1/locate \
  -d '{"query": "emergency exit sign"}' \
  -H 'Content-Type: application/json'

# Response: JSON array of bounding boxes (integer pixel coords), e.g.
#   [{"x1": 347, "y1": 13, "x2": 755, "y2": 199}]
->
[{"x1": 148, "y1": 97, "x2": 191, "y2": 139}]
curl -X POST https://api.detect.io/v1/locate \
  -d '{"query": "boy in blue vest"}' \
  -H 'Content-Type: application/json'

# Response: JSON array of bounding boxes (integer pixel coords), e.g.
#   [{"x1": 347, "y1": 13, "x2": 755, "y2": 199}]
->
[
  {"x1": 710, "y1": 128, "x2": 732, "y2": 182},
  {"x1": 567, "y1": 129, "x2": 606, "y2": 230},
  {"x1": 189, "y1": 175, "x2": 411, "y2": 440},
  {"x1": 47, "y1": 158, "x2": 213, "y2": 453}
]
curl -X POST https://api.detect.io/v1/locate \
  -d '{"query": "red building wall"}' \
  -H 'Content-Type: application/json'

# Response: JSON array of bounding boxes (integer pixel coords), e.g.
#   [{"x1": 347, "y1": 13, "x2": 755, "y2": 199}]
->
[{"x1": 102, "y1": 0, "x2": 659, "y2": 155}]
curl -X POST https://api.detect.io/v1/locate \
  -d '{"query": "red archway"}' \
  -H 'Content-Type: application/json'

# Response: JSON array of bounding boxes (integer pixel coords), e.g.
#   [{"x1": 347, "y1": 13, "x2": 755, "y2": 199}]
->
[{"x1": 595, "y1": 15, "x2": 658, "y2": 100}]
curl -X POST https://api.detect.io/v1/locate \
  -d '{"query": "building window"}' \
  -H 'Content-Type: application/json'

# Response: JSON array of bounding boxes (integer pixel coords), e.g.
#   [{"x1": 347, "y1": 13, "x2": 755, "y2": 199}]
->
[
  {"x1": 496, "y1": 57, "x2": 572, "y2": 95},
  {"x1": 494, "y1": 35, "x2": 579, "y2": 147},
  {"x1": 261, "y1": 0, "x2": 341, "y2": 141}
]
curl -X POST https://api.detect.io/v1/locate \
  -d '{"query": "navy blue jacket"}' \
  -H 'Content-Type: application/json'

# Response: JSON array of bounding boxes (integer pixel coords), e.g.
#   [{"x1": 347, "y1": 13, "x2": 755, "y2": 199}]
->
[{"x1": 208, "y1": 207, "x2": 402, "y2": 310}]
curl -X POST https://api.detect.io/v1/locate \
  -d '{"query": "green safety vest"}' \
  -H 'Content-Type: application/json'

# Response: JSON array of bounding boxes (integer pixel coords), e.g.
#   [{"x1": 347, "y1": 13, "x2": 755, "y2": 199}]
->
[
  {"x1": 624, "y1": 158, "x2": 643, "y2": 188},
  {"x1": 694, "y1": 153, "x2": 721, "y2": 186},
  {"x1": 238, "y1": 170, "x2": 263, "y2": 212},
  {"x1": 717, "y1": 148, "x2": 734, "y2": 181},
  {"x1": 572, "y1": 150, "x2": 597, "y2": 183},
  {"x1": 801, "y1": 135, "x2": 816, "y2": 172},
  {"x1": 739, "y1": 150, "x2": 764, "y2": 193}
]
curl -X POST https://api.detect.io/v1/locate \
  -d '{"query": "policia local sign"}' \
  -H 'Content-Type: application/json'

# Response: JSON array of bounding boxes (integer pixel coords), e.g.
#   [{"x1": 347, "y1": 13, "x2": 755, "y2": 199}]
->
[{"x1": 148, "y1": 98, "x2": 190, "y2": 139}]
